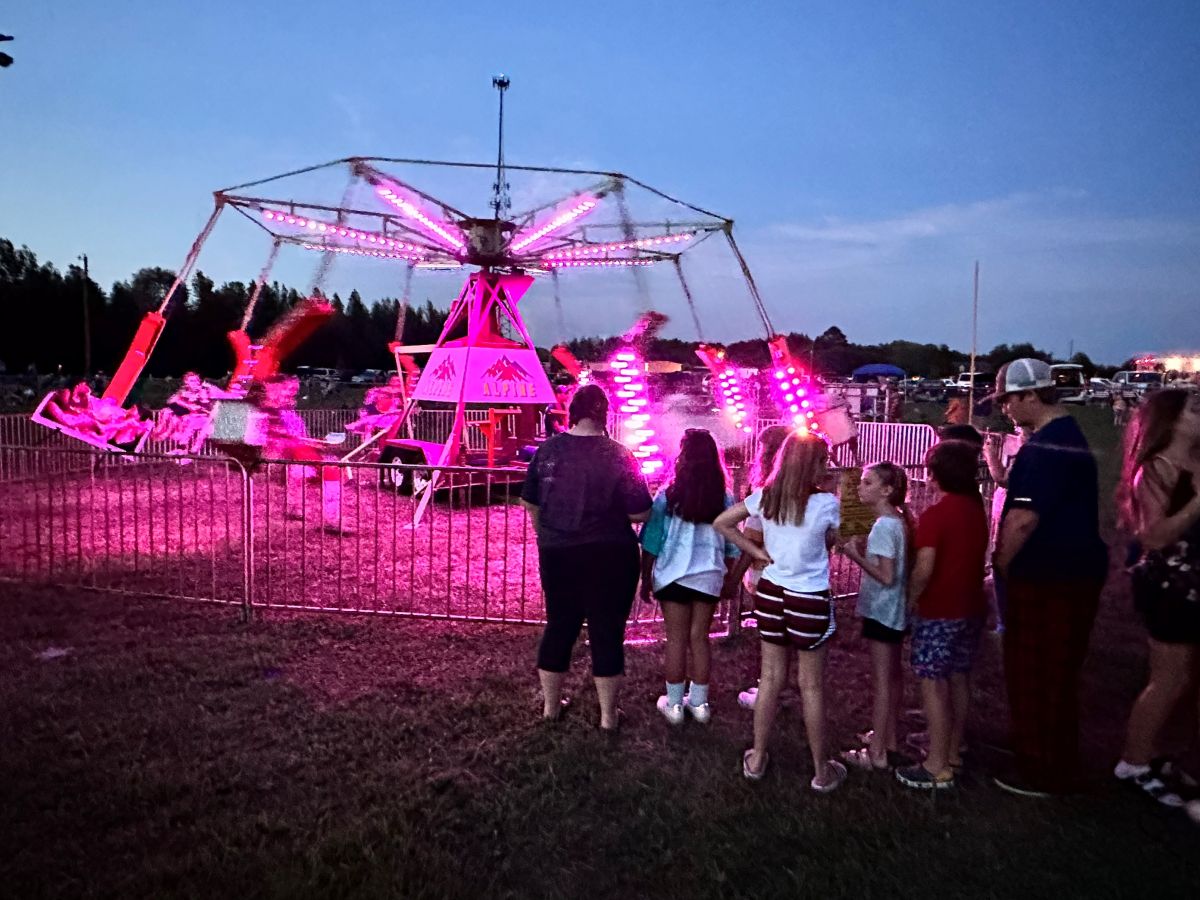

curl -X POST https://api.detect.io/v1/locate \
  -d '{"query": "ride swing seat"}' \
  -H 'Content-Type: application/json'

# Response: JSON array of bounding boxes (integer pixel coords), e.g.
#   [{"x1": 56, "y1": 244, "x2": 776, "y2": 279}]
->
[{"x1": 29, "y1": 391, "x2": 151, "y2": 455}]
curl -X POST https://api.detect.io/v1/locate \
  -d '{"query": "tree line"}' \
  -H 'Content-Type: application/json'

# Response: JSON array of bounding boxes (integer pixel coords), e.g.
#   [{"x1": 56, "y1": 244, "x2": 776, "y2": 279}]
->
[{"x1": 1, "y1": 238, "x2": 1123, "y2": 380}]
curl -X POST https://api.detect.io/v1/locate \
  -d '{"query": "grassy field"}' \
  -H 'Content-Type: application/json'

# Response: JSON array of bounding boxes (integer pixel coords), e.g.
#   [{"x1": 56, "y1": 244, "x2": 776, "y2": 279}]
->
[{"x1": 2, "y1": 571, "x2": 1198, "y2": 900}]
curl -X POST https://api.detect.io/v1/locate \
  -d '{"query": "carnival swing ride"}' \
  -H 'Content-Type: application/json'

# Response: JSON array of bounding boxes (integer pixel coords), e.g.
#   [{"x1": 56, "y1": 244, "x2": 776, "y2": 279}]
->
[{"x1": 33, "y1": 77, "x2": 834, "y2": 524}]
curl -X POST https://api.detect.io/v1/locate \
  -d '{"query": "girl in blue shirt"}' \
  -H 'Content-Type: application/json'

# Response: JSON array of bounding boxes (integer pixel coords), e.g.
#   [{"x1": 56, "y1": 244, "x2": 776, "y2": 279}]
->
[
  {"x1": 641, "y1": 429, "x2": 740, "y2": 725},
  {"x1": 839, "y1": 462, "x2": 914, "y2": 770}
]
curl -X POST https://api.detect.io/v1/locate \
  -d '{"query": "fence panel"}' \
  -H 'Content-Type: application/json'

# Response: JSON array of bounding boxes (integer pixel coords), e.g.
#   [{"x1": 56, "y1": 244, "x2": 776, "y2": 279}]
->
[{"x1": 0, "y1": 447, "x2": 250, "y2": 606}]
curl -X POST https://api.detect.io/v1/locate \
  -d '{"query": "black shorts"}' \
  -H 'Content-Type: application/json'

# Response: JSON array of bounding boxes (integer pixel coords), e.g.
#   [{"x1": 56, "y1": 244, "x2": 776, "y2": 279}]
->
[
  {"x1": 862, "y1": 617, "x2": 907, "y2": 645},
  {"x1": 655, "y1": 582, "x2": 719, "y2": 605},
  {"x1": 1136, "y1": 588, "x2": 1200, "y2": 645}
]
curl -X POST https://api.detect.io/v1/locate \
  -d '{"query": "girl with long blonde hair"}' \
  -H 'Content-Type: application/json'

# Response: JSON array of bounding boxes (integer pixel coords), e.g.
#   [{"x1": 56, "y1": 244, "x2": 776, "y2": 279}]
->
[{"x1": 715, "y1": 430, "x2": 846, "y2": 791}]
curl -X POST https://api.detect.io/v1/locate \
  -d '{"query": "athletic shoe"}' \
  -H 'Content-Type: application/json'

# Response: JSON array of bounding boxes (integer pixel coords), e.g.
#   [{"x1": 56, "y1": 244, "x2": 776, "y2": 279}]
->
[
  {"x1": 897, "y1": 764, "x2": 954, "y2": 791},
  {"x1": 1114, "y1": 759, "x2": 1185, "y2": 808},
  {"x1": 684, "y1": 698, "x2": 712, "y2": 725},
  {"x1": 992, "y1": 774, "x2": 1053, "y2": 799},
  {"x1": 656, "y1": 695, "x2": 685, "y2": 725},
  {"x1": 737, "y1": 686, "x2": 758, "y2": 710}
]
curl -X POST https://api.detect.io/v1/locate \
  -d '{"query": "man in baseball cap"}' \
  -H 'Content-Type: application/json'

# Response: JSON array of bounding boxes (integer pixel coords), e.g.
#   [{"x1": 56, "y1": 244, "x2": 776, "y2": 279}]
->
[
  {"x1": 988, "y1": 358, "x2": 1055, "y2": 402},
  {"x1": 991, "y1": 359, "x2": 1108, "y2": 797}
]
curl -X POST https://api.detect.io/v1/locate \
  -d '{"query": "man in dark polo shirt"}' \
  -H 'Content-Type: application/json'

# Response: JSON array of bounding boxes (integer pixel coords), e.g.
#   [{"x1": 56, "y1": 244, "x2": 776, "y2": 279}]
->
[{"x1": 991, "y1": 359, "x2": 1108, "y2": 797}]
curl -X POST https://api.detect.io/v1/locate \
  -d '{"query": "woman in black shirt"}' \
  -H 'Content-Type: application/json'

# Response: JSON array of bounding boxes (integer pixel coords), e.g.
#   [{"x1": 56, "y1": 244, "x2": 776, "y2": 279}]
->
[{"x1": 521, "y1": 385, "x2": 652, "y2": 730}]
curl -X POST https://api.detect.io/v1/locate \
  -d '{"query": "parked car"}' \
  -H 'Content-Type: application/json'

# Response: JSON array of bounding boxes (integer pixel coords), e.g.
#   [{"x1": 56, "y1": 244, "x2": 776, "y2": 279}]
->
[
  {"x1": 945, "y1": 371, "x2": 994, "y2": 396},
  {"x1": 352, "y1": 369, "x2": 388, "y2": 384},
  {"x1": 1112, "y1": 370, "x2": 1164, "y2": 396},
  {"x1": 1049, "y1": 364, "x2": 1088, "y2": 404},
  {"x1": 1088, "y1": 377, "x2": 1117, "y2": 402},
  {"x1": 912, "y1": 377, "x2": 949, "y2": 401}
]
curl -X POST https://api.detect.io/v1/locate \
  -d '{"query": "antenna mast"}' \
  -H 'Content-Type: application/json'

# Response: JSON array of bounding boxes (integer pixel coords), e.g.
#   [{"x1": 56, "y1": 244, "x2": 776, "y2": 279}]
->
[{"x1": 491, "y1": 74, "x2": 512, "y2": 219}]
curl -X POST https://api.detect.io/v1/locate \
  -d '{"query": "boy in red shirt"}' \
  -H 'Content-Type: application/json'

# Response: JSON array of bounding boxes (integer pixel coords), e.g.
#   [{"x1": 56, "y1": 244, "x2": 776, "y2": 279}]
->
[{"x1": 896, "y1": 440, "x2": 989, "y2": 790}]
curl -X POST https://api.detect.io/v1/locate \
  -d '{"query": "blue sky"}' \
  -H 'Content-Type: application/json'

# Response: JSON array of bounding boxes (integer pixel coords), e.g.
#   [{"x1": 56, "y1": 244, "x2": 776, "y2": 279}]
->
[{"x1": 2, "y1": 1, "x2": 1198, "y2": 363}]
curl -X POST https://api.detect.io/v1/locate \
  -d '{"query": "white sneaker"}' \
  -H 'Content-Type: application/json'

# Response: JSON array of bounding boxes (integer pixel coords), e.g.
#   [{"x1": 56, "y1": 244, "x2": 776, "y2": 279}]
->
[
  {"x1": 684, "y1": 698, "x2": 712, "y2": 725},
  {"x1": 656, "y1": 695, "x2": 685, "y2": 725},
  {"x1": 737, "y1": 686, "x2": 758, "y2": 710}
]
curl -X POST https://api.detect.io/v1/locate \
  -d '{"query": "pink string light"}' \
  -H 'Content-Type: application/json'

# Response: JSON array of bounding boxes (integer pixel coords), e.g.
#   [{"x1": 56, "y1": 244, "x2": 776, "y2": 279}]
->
[
  {"x1": 541, "y1": 232, "x2": 695, "y2": 260},
  {"x1": 300, "y1": 243, "x2": 426, "y2": 262},
  {"x1": 768, "y1": 363, "x2": 826, "y2": 440},
  {"x1": 544, "y1": 259, "x2": 656, "y2": 269},
  {"x1": 375, "y1": 187, "x2": 466, "y2": 252},
  {"x1": 609, "y1": 345, "x2": 664, "y2": 476},
  {"x1": 510, "y1": 197, "x2": 598, "y2": 254},
  {"x1": 262, "y1": 210, "x2": 429, "y2": 256}
]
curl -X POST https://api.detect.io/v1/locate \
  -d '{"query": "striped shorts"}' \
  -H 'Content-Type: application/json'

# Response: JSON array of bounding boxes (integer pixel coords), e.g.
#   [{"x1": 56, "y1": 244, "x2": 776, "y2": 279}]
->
[{"x1": 754, "y1": 577, "x2": 836, "y2": 651}]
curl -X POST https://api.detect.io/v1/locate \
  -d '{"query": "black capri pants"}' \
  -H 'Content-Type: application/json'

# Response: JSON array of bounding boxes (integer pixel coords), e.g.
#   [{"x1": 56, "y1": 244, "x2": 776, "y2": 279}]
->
[{"x1": 537, "y1": 541, "x2": 640, "y2": 677}]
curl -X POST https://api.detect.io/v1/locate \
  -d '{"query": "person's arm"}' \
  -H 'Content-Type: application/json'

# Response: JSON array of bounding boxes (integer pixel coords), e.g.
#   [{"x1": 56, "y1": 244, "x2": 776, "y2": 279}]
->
[
  {"x1": 994, "y1": 508, "x2": 1038, "y2": 576},
  {"x1": 640, "y1": 549, "x2": 656, "y2": 602},
  {"x1": 1135, "y1": 461, "x2": 1200, "y2": 550},
  {"x1": 723, "y1": 525, "x2": 763, "y2": 596},
  {"x1": 714, "y1": 503, "x2": 771, "y2": 566},
  {"x1": 908, "y1": 546, "x2": 936, "y2": 612},
  {"x1": 984, "y1": 437, "x2": 1009, "y2": 487},
  {"x1": 992, "y1": 445, "x2": 1048, "y2": 577},
  {"x1": 841, "y1": 537, "x2": 897, "y2": 586}
]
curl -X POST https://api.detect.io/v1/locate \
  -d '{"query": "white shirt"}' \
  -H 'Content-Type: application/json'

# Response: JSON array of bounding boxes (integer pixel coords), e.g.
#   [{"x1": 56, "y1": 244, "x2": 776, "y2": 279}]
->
[
  {"x1": 743, "y1": 490, "x2": 841, "y2": 593},
  {"x1": 641, "y1": 491, "x2": 739, "y2": 596}
]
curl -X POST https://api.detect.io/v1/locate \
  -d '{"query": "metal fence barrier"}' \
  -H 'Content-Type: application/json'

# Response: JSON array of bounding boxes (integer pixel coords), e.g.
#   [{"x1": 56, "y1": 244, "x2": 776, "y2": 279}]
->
[
  {"x1": 0, "y1": 447, "x2": 250, "y2": 606},
  {"x1": 0, "y1": 430, "x2": 958, "y2": 633}
]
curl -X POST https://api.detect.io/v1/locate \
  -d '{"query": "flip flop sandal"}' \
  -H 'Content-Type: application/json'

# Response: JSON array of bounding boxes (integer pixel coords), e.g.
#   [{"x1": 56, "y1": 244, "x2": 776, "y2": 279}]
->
[
  {"x1": 743, "y1": 749, "x2": 769, "y2": 780},
  {"x1": 842, "y1": 747, "x2": 889, "y2": 771},
  {"x1": 812, "y1": 759, "x2": 848, "y2": 793}
]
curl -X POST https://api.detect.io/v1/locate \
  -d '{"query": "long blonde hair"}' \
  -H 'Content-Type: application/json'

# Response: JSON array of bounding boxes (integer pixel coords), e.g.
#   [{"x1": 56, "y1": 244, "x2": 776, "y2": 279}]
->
[{"x1": 760, "y1": 431, "x2": 829, "y2": 525}]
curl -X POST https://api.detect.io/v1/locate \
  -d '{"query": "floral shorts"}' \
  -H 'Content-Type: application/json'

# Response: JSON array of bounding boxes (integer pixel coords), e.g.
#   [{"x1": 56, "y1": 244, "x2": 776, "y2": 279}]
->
[{"x1": 910, "y1": 616, "x2": 984, "y2": 679}]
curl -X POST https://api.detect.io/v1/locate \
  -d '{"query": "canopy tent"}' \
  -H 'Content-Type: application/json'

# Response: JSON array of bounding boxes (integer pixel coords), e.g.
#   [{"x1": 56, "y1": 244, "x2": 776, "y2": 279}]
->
[{"x1": 851, "y1": 363, "x2": 905, "y2": 381}]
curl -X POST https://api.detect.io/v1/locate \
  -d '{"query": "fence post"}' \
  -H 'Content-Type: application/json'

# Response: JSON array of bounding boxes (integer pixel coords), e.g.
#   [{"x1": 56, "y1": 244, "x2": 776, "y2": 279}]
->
[{"x1": 240, "y1": 462, "x2": 254, "y2": 623}]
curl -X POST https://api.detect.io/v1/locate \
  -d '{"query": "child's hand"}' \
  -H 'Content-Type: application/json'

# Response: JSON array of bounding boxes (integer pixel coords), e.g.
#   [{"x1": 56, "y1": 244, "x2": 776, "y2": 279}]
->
[{"x1": 748, "y1": 546, "x2": 773, "y2": 568}]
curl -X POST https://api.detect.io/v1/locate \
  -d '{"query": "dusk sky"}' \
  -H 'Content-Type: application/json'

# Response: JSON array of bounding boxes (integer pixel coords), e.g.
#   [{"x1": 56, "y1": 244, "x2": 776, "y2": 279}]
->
[{"x1": 3, "y1": 1, "x2": 1198, "y2": 364}]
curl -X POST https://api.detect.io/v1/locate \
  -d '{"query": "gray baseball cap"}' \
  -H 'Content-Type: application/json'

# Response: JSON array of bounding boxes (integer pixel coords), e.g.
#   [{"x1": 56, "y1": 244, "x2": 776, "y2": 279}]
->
[{"x1": 988, "y1": 358, "x2": 1054, "y2": 400}]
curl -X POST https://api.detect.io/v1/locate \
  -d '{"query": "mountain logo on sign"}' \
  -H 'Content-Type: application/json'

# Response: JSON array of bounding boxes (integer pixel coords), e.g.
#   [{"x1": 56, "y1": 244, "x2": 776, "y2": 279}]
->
[
  {"x1": 482, "y1": 356, "x2": 533, "y2": 382},
  {"x1": 430, "y1": 357, "x2": 457, "y2": 382}
]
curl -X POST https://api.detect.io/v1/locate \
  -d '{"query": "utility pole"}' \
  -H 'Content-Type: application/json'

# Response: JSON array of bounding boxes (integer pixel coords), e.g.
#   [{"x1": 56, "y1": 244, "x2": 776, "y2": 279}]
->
[
  {"x1": 79, "y1": 254, "x2": 92, "y2": 376},
  {"x1": 967, "y1": 261, "x2": 979, "y2": 426}
]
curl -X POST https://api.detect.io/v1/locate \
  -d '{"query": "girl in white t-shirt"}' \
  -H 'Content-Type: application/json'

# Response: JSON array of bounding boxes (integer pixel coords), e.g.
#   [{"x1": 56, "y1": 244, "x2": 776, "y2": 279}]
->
[
  {"x1": 838, "y1": 462, "x2": 914, "y2": 770},
  {"x1": 640, "y1": 429, "x2": 740, "y2": 725},
  {"x1": 730, "y1": 425, "x2": 791, "y2": 710},
  {"x1": 715, "y1": 430, "x2": 846, "y2": 792}
]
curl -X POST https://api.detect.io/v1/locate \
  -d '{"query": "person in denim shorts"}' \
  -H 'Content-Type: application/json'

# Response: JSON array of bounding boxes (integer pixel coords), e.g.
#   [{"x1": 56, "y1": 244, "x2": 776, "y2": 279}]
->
[{"x1": 896, "y1": 440, "x2": 989, "y2": 791}]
